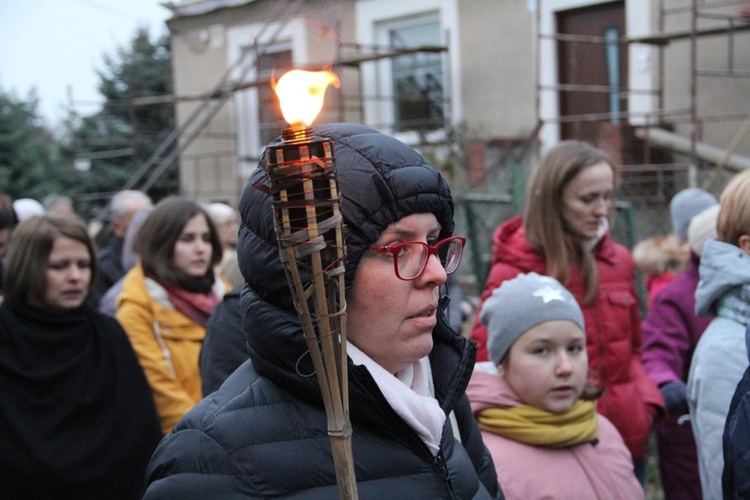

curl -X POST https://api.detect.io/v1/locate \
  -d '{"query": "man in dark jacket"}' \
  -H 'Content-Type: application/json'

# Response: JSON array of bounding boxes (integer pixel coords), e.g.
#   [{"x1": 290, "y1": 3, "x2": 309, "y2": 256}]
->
[
  {"x1": 145, "y1": 123, "x2": 501, "y2": 499},
  {"x1": 0, "y1": 200, "x2": 18, "y2": 302},
  {"x1": 89, "y1": 190, "x2": 152, "y2": 305}
]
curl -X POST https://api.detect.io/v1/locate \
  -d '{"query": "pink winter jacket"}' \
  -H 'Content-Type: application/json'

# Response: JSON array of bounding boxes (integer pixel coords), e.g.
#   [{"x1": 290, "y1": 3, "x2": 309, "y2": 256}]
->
[{"x1": 467, "y1": 367, "x2": 644, "y2": 500}]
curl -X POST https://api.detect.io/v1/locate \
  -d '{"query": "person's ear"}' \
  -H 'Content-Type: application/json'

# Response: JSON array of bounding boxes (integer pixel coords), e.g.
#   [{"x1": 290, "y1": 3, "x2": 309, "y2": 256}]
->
[{"x1": 738, "y1": 234, "x2": 750, "y2": 255}]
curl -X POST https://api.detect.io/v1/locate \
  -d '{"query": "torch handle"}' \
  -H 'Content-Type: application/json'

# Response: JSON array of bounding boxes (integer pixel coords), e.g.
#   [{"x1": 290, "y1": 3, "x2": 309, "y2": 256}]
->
[{"x1": 332, "y1": 433, "x2": 358, "y2": 499}]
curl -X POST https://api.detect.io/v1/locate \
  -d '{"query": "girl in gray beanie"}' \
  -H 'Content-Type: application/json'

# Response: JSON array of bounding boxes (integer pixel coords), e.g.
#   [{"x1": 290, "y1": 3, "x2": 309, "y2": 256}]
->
[{"x1": 466, "y1": 272, "x2": 643, "y2": 499}]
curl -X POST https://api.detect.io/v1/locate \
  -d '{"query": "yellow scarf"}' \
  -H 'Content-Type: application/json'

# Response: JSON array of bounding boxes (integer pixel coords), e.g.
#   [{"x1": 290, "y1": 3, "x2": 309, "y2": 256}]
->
[{"x1": 477, "y1": 400, "x2": 598, "y2": 448}]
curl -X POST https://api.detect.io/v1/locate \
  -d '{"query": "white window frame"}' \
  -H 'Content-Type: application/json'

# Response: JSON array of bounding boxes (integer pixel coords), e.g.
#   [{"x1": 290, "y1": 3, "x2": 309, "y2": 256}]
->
[
  {"x1": 226, "y1": 19, "x2": 307, "y2": 177},
  {"x1": 379, "y1": 13, "x2": 443, "y2": 132},
  {"x1": 356, "y1": 0, "x2": 461, "y2": 146}
]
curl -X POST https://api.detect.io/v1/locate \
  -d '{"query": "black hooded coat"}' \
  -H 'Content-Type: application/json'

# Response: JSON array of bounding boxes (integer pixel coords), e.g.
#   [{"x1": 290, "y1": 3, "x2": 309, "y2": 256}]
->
[{"x1": 145, "y1": 123, "x2": 501, "y2": 499}]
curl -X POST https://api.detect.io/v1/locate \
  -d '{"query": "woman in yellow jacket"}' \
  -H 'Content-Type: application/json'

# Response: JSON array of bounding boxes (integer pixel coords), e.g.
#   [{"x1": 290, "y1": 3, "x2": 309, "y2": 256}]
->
[{"x1": 117, "y1": 196, "x2": 231, "y2": 434}]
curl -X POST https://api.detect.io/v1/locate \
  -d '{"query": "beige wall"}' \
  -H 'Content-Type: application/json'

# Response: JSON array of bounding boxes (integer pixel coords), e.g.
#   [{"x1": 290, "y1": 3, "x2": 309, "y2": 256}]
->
[
  {"x1": 168, "y1": 8, "x2": 239, "y2": 204},
  {"x1": 659, "y1": 2, "x2": 750, "y2": 159},
  {"x1": 457, "y1": 0, "x2": 536, "y2": 141},
  {"x1": 169, "y1": 0, "x2": 357, "y2": 206},
  {"x1": 168, "y1": 0, "x2": 750, "y2": 207}
]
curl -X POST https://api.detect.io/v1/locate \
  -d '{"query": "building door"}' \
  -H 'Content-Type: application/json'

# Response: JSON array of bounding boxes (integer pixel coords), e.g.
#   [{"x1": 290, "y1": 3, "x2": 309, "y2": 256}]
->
[{"x1": 557, "y1": 1, "x2": 627, "y2": 143}]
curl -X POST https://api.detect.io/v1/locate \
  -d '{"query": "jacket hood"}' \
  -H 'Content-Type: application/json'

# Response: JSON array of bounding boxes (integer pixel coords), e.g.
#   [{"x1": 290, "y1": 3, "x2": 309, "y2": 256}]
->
[
  {"x1": 696, "y1": 239, "x2": 750, "y2": 316},
  {"x1": 238, "y1": 123, "x2": 454, "y2": 312},
  {"x1": 632, "y1": 234, "x2": 689, "y2": 275},
  {"x1": 490, "y1": 216, "x2": 545, "y2": 273}
]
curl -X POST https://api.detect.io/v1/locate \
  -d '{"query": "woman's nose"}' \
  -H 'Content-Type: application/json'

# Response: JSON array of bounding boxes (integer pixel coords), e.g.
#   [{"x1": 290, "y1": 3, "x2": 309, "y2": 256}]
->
[
  {"x1": 418, "y1": 252, "x2": 447, "y2": 286},
  {"x1": 196, "y1": 240, "x2": 210, "y2": 253},
  {"x1": 593, "y1": 198, "x2": 608, "y2": 217},
  {"x1": 67, "y1": 264, "x2": 84, "y2": 281}
]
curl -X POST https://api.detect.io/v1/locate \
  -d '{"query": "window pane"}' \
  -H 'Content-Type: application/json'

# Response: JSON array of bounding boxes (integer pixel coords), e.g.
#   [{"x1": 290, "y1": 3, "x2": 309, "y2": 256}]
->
[
  {"x1": 604, "y1": 27, "x2": 620, "y2": 124},
  {"x1": 258, "y1": 50, "x2": 293, "y2": 144},
  {"x1": 390, "y1": 21, "x2": 444, "y2": 132}
]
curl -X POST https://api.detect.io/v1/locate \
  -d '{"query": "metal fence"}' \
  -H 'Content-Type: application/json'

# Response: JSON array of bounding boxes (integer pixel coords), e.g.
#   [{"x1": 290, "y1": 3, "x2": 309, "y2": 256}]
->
[
  {"x1": 459, "y1": 195, "x2": 636, "y2": 293},
  {"x1": 456, "y1": 162, "x2": 731, "y2": 303}
]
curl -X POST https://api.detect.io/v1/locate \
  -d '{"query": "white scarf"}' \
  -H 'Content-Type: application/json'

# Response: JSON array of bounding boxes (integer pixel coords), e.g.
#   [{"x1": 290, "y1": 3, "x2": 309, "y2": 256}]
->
[
  {"x1": 585, "y1": 217, "x2": 609, "y2": 250},
  {"x1": 347, "y1": 342, "x2": 446, "y2": 456}
]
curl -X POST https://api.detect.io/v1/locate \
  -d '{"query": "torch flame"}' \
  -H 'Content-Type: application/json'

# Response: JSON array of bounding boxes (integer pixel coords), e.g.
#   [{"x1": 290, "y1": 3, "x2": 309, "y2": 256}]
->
[{"x1": 273, "y1": 69, "x2": 341, "y2": 127}]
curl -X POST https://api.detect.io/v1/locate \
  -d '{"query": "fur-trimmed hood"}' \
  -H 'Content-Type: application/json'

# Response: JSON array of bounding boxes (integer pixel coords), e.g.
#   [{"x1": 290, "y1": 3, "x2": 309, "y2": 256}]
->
[{"x1": 632, "y1": 234, "x2": 689, "y2": 275}]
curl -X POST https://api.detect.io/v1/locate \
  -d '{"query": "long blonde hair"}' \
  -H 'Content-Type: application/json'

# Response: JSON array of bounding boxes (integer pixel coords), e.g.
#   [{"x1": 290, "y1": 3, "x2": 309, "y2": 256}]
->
[{"x1": 523, "y1": 141, "x2": 617, "y2": 304}]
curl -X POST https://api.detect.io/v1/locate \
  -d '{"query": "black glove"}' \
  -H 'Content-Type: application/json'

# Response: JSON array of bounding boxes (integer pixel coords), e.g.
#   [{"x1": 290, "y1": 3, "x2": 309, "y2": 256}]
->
[{"x1": 660, "y1": 380, "x2": 689, "y2": 417}]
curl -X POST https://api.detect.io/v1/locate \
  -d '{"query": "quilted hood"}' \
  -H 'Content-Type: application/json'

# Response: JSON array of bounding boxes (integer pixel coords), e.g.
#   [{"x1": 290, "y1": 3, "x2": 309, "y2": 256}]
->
[{"x1": 238, "y1": 123, "x2": 454, "y2": 312}]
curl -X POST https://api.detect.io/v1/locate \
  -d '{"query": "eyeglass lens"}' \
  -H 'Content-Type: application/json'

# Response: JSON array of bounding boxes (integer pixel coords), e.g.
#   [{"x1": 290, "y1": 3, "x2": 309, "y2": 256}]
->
[{"x1": 397, "y1": 238, "x2": 462, "y2": 280}]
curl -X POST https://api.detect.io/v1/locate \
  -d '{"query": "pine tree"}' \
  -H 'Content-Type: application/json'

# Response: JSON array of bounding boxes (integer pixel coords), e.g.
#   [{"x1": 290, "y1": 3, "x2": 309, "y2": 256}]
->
[
  {"x1": 0, "y1": 88, "x2": 64, "y2": 200},
  {"x1": 65, "y1": 26, "x2": 176, "y2": 216}
]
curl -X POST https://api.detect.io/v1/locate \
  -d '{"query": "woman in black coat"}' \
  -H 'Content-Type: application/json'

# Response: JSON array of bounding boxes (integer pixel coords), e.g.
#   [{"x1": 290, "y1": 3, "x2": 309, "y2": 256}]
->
[
  {"x1": 0, "y1": 214, "x2": 162, "y2": 499},
  {"x1": 145, "y1": 123, "x2": 501, "y2": 499}
]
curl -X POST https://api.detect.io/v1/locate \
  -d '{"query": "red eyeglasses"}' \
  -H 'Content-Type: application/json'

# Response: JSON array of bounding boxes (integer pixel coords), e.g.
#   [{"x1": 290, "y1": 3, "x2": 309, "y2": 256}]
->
[{"x1": 370, "y1": 236, "x2": 466, "y2": 281}]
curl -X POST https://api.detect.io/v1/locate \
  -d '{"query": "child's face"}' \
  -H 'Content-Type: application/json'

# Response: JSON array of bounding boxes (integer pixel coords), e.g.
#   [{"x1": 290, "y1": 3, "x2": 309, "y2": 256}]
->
[{"x1": 500, "y1": 320, "x2": 588, "y2": 414}]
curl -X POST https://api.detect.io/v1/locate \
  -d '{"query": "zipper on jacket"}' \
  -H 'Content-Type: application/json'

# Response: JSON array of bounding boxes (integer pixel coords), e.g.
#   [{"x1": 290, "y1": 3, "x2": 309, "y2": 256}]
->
[
  {"x1": 351, "y1": 335, "x2": 470, "y2": 499},
  {"x1": 365, "y1": 387, "x2": 457, "y2": 498},
  {"x1": 435, "y1": 449, "x2": 456, "y2": 499}
]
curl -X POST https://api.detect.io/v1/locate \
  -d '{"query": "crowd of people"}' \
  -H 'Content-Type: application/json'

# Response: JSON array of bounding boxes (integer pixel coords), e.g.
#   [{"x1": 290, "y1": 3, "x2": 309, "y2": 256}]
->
[{"x1": 1, "y1": 125, "x2": 748, "y2": 499}]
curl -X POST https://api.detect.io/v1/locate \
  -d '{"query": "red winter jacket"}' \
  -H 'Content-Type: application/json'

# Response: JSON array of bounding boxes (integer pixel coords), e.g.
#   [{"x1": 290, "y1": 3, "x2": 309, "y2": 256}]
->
[{"x1": 470, "y1": 216, "x2": 665, "y2": 464}]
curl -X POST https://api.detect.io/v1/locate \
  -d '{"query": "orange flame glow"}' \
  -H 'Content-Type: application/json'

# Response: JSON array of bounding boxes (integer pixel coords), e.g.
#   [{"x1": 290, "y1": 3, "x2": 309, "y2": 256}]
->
[{"x1": 273, "y1": 69, "x2": 340, "y2": 127}]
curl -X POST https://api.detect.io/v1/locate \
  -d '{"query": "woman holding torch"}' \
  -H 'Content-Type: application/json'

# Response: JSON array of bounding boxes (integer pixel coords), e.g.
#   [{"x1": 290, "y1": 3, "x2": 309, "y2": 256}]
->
[{"x1": 143, "y1": 123, "x2": 501, "y2": 499}]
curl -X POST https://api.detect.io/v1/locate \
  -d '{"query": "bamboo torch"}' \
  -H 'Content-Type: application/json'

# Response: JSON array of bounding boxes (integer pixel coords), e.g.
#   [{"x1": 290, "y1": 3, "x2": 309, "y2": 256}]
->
[{"x1": 262, "y1": 69, "x2": 357, "y2": 499}]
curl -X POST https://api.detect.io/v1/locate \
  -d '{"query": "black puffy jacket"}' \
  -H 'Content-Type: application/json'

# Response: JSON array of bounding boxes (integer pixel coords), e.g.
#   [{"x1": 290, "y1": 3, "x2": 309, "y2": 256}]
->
[{"x1": 145, "y1": 123, "x2": 501, "y2": 499}]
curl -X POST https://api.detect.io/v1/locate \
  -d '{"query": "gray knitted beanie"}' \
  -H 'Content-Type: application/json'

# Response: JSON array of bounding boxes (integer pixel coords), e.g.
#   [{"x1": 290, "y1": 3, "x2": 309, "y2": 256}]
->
[
  {"x1": 670, "y1": 188, "x2": 718, "y2": 241},
  {"x1": 481, "y1": 273, "x2": 585, "y2": 366}
]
